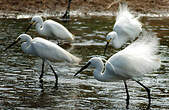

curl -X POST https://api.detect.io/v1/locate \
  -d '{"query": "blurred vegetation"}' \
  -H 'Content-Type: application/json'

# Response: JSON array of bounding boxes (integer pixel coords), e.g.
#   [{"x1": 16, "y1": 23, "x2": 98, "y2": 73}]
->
[{"x1": 0, "y1": 0, "x2": 168, "y2": 14}]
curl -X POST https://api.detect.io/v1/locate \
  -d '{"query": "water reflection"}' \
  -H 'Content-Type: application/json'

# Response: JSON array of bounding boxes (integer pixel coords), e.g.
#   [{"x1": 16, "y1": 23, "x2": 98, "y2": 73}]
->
[{"x1": 0, "y1": 16, "x2": 168, "y2": 109}]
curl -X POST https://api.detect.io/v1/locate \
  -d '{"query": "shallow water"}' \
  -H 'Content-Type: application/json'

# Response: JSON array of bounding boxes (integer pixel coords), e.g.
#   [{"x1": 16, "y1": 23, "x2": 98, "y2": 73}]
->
[{"x1": 0, "y1": 16, "x2": 169, "y2": 109}]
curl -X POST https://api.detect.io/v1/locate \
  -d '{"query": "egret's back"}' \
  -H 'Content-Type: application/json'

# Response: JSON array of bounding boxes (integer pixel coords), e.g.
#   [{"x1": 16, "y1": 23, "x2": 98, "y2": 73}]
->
[
  {"x1": 31, "y1": 37, "x2": 81, "y2": 64},
  {"x1": 44, "y1": 20, "x2": 74, "y2": 41},
  {"x1": 107, "y1": 31, "x2": 160, "y2": 79}
]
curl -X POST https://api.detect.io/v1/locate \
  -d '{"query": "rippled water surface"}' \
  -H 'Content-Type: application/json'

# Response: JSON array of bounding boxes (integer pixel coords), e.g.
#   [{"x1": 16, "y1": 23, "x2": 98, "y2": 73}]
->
[{"x1": 0, "y1": 16, "x2": 169, "y2": 109}]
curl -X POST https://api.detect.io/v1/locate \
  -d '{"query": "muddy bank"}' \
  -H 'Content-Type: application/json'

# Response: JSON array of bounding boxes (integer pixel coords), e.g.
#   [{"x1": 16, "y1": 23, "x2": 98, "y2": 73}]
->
[{"x1": 0, "y1": 0, "x2": 168, "y2": 17}]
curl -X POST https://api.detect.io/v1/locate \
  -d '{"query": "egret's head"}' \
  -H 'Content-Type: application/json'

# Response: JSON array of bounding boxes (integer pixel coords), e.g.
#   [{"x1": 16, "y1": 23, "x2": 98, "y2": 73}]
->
[
  {"x1": 74, "y1": 57, "x2": 103, "y2": 76},
  {"x1": 104, "y1": 32, "x2": 117, "y2": 55},
  {"x1": 25, "y1": 16, "x2": 43, "y2": 33},
  {"x1": 88, "y1": 57, "x2": 103, "y2": 67},
  {"x1": 106, "y1": 31, "x2": 117, "y2": 42},
  {"x1": 31, "y1": 16, "x2": 43, "y2": 25},
  {"x1": 18, "y1": 34, "x2": 32, "y2": 42},
  {"x1": 4, "y1": 34, "x2": 32, "y2": 51}
]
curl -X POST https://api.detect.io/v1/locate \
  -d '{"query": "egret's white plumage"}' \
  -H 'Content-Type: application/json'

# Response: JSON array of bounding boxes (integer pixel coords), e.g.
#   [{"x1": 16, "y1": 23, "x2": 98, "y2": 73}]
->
[
  {"x1": 79, "y1": 31, "x2": 160, "y2": 81},
  {"x1": 19, "y1": 34, "x2": 80, "y2": 63},
  {"x1": 75, "y1": 31, "x2": 160, "y2": 108},
  {"x1": 5, "y1": 34, "x2": 80, "y2": 88},
  {"x1": 105, "y1": 32, "x2": 160, "y2": 80},
  {"x1": 106, "y1": 3, "x2": 142, "y2": 49},
  {"x1": 29, "y1": 16, "x2": 74, "y2": 41}
]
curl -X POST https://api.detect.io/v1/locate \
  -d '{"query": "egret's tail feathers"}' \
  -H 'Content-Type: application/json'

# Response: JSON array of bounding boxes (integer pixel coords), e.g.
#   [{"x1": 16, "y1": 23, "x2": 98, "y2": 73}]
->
[
  {"x1": 72, "y1": 56, "x2": 81, "y2": 64},
  {"x1": 67, "y1": 53, "x2": 81, "y2": 64},
  {"x1": 70, "y1": 34, "x2": 75, "y2": 41},
  {"x1": 65, "y1": 33, "x2": 74, "y2": 41}
]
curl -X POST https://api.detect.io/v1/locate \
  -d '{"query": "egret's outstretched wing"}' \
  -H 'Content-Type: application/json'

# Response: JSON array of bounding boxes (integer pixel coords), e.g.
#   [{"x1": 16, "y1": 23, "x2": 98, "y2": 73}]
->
[
  {"x1": 31, "y1": 37, "x2": 81, "y2": 64},
  {"x1": 43, "y1": 20, "x2": 74, "y2": 41},
  {"x1": 114, "y1": 3, "x2": 142, "y2": 41},
  {"x1": 108, "y1": 31, "x2": 160, "y2": 79}
]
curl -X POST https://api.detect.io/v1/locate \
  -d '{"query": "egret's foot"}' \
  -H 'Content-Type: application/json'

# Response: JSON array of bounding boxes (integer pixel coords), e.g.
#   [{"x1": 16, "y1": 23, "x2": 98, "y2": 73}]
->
[
  {"x1": 61, "y1": 13, "x2": 69, "y2": 20},
  {"x1": 126, "y1": 99, "x2": 129, "y2": 109},
  {"x1": 146, "y1": 102, "x2": 151, "y2": 110},
  {"x1": 61, "y1": 12, "x2": 70, "y2": 22},
  {"x1": 39, "y1": 80, "x2": 44, "y2": 90},
  {"x1": 53, "y1": 83, "x2": 58, "y2": 90},
  {"x1": 54, "y1": 86, "x2": 58, "y2": 90},
  {"x1": 40, "y1": 84, "x2": 44, "y2": 90},
  {"x1": 39, "y1": 79, "x2": 43, "y2": 83}
]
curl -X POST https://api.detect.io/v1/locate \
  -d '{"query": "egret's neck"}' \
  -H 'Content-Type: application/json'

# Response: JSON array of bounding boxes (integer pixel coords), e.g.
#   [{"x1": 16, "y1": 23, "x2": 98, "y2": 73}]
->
[
  {"x1": 111, "y1": 31, "x2": 127, "y2": 49},
  {"x1": 21, "y1": 42, "x2": 30, "y2": 54},
  {"x1": 21, "y1": 36, "x2": 32, "y2": 54},
  {"x1": 35, "y1": 20, "x2": 43, "y2": 35},
  {"x1": 93, "y1": 60, "x2": 108, "y2": 82}
]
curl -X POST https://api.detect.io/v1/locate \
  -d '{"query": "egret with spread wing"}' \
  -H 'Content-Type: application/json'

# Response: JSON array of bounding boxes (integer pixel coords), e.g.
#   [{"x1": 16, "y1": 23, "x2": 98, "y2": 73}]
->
[
  {"x1": 75, "y1": 31, "x2": 160, "y2": 109},
  {"x1": 104, "y1": 3, "x2": 142, "y2": 54},
  {"x1": 5, "y1": 34, "x2": 81, "y2": 89}
]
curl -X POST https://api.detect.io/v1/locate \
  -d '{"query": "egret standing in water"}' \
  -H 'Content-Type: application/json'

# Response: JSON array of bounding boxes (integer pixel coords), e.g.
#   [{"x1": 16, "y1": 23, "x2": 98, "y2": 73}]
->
[
  {"x1": 5, "y1": 34, "x2": 81, "y2": 89},
  {"x1": 25, "y1": 16, "x2": 74, "y2": 42},
  {"x1": 104, "y1": 3, "x2": 142, "y2": 54},
  {"x1": 75, "y1": 31, "x2": 160, "y2": 109}
]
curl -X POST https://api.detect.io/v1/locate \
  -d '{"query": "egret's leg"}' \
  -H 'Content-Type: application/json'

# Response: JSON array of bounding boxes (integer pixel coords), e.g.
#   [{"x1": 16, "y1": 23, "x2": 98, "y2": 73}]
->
[
  {"x1": 123, "y1": 80, "x2": 130, "y2": 109},
  {"x1": 62, "y1": 0, "x2": 72, "y2": 20},
  {"x1": 135, "y1": 80, "x2": 151, "y2": 109},
  {"x1": 39, "y1": 60, "x2": 45, "y2": 82},
  {"x1": 39, "y1": 60, "x2": 45, "y2": 89},
  {"x1": 49, "y1": 64, "x2": 58, "y2": 89}
]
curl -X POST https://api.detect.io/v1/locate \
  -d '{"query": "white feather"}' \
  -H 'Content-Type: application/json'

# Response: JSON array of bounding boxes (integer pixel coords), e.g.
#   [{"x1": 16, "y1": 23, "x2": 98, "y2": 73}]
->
[
  {"x1": 106, "y1": 3, "x2": 142, "y2": 49},
  {"x1": 108, "y1": 31, "x2": 160, "y2": 79},
  {"x1": 77, "y1": 31, "x2": 160, "y2": 82},
  {"x1": 20, "y1": 34, "x2": 81, "y2": 64},
  {"x1": 31, "y1": 16, "x2": 74, "y2": 41},
  {"x1": 115, "y1": 3, "x2": 142, "y2": 40}
]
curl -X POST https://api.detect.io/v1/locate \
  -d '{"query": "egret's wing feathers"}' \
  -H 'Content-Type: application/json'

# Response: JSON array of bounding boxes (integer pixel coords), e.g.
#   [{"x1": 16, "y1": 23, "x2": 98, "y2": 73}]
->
[
  {"x1": 31, "y1": 38, "x2": 81, "y2": 64},
  {"x1": 108, "y1": 31, "x2": 160, "y2": 79},
  {"x1": 114, "y1": 3, "x2": 142, "y2": 42},
  {"x1": 43, "y1": 20, "x2": 74, "y2": 41},
  {"x1": 114, "y1": 17, "x2": 142, "y2": 40}
]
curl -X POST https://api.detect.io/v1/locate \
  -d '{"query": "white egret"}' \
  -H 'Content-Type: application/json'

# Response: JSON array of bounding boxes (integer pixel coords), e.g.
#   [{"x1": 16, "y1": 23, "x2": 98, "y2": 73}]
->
[
  {"x1": 25, "y1": 16, "x2": 74, "y2": 42},
  {"x1": 104, "y1": 3, "x2": 142, "y2": 54},
  {"x1": 75, "y1": 31, "x2": 160, "y2": 109},
  {"x1": 5, "y1": 34, "x2": 81, "y2": 89}
]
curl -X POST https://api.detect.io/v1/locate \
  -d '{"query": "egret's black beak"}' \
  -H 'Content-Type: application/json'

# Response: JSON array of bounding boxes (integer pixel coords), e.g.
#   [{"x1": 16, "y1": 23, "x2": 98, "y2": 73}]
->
[
  {"x1": 4, "y1": 37, "x2": 21, "y2": 51},
  {"x1": 25, "y1": 22, "x2": 34, "y2": 33},
  {"x1": 104, "y1": 39, "x2": 111, "y2": 55},
  {"x1": 74, "y1": 62, "x2": 91, "y2": 76}
]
